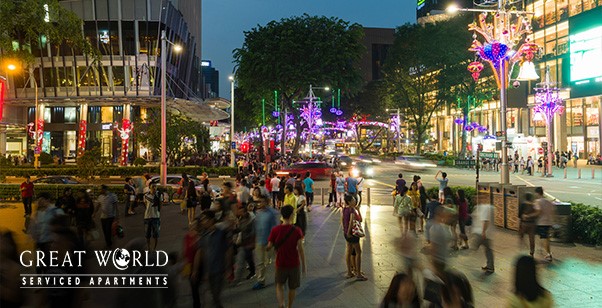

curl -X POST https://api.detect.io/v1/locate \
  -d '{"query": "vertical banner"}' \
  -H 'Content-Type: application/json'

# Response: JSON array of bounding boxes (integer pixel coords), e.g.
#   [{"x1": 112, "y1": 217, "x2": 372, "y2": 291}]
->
[
  {"x1": 77, "y1": 120, "x2": 87, "y2": 157},
  {"x1": 36, "y1": 119, "x2": 45, "y2": 150},
  {"x1": 120, "y1": 119, "x2": 132, "y2": 166}
]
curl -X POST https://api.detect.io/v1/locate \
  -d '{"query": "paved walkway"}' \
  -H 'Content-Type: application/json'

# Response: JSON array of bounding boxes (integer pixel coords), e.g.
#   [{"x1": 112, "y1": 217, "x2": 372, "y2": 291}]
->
[{"x1": 2, "y1": 198, "x2": 601, "y2": 307}]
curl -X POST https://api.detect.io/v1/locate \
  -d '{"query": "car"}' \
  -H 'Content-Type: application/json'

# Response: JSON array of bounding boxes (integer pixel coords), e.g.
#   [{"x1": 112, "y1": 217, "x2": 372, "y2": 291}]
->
[
  {"x1": 337, "y1": 155, "x2": 355, "y2": 170},
  {"x1": 357, "y1": 155, "x2": 382, "y2": 164},
  {"x1": 394, "y1": 156, "x2": 437, "y2": 171},
  {"x1": 275, "y1": 162, "x2": 333, "y2": 180},
  {"x1": 350, "y1": 162, "x2": 374, "y2": 178},
  {"x1": 33, "y1": 176, "x2": 81, "y2": 184},
  {"x1": 148, "y1": 175, "x2": 221, "y2": 200}
]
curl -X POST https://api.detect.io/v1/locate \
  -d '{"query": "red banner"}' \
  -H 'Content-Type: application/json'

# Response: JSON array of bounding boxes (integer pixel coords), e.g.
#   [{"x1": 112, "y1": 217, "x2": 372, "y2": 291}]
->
[
  {"x1": 77, "y1": 120, "x2": 87, "y2": 157},
  {"x1": 120, "y1": 119, "x2": 133, "y2": 166}
]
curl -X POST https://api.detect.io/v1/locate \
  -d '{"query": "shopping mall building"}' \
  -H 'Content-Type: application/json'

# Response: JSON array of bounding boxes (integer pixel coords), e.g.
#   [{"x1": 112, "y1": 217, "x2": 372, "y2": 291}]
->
[
  {"x1": 424, "y1": 1, "x2": 601, "y2": 159},
  {"x1": 0, "y1": 0, "x2": 228, "y2": 162}
]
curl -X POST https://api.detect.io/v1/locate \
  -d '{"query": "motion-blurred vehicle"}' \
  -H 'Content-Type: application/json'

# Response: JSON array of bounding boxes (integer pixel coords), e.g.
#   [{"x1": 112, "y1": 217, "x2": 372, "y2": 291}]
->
[
  {"x1": 357, "y1": 155, "x2": 382, "y2": 164},
  {"x1": 394, "y1": 156, "x2": 437, "y2": 171},
  {"x1": 33, "y1": 176, "x2": 81, "y2": 184},
  {"x1": 337, "y1": 155, "x2": 355, "y2": 170},
  {"x1": 351, "y1": 162, "x2": 374, "y2": 178},
  {"x1": 275, "y1": 162, "x2": 333, "y2": 180}
]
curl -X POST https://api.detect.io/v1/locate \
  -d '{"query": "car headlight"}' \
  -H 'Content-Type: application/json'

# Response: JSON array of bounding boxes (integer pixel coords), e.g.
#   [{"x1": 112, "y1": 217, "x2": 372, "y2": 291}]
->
[
  {"x1": 341, "y1": 162, "x2": 347, "y2": 166},
  {"x1": 351, "y1": 169, "x2": 360, "y2": 177},
  {"x1": 372, "y1": 159, "x2": 381, "y2": 163},
  {"x1": 366, "y1": 168, "x2": 374, "y2": 176}
]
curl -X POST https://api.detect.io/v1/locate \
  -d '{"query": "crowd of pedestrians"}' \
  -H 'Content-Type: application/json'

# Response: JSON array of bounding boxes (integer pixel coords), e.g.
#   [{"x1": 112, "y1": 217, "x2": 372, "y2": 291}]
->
[{"x1": 3, "y1": 153, "x2": 563, "y2": 308}]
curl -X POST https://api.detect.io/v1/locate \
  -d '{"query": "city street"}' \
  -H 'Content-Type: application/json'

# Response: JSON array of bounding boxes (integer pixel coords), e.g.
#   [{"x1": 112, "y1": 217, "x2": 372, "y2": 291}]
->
[{"x1": 2, "y1": 181, "x2": 601, "y2": 307}]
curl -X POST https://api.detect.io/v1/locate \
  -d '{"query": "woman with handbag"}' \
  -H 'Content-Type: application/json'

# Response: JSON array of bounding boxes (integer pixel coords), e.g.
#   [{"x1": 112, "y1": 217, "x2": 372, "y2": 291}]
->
[
  {"x1": 342, "y1": 194, "x2": 367, "y2": 281},
  {"x1": 407, "y1": 182, "x2": 421, "y2": 235}
]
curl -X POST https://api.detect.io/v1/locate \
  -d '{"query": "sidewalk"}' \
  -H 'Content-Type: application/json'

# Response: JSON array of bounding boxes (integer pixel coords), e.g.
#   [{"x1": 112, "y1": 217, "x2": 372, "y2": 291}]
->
[{"x1": 2, "y1": 200, "x2": 601, "y2": 307}]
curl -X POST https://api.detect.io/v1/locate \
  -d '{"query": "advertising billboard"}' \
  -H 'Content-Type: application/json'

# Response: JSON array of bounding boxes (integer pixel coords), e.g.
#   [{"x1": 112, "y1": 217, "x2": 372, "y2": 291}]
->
[{"x1": 569, "y1": 7, "x2": 602, "y2": 98}]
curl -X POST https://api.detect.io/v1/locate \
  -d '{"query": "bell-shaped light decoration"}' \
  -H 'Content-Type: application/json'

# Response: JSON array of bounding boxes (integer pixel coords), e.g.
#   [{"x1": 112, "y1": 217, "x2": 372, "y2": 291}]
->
[{"x1": 516, "y1": 61, "x2": 539, "y2": 81}]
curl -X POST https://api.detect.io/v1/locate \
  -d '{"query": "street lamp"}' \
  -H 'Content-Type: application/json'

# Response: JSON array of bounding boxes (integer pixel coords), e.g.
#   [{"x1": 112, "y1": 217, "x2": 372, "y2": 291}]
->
[
  {"x1": 229, "y1": 75, "x2": 235, "y2": 167},
  {"x1": 160, "y1": 30, "x2": 183, "y2": 186},
  {"x1": 4, "y1": 61, "x2": 42, "y2": 168},
  {"x1": 532, "y1": 66, "x2": 564, "y2": 177},
  {"x1": 448, "y1": 0, "x2": 540, "y2": 185}
]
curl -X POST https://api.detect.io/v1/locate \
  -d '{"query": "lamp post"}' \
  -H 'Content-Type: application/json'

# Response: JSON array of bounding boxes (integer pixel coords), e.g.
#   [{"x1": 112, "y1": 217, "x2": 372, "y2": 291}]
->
[
  {"x1": 448, "y1": 0, "x2": 540, "y2": 185},
  {"x1": 533, "y1": 66, "x2": 564, "y2": 177},
  {"x1": 229, "y1": 75, "x2": 235, "y2": 167},
  {"x1": 160, "y1": 30, "x2": 182, "y2": 186}
]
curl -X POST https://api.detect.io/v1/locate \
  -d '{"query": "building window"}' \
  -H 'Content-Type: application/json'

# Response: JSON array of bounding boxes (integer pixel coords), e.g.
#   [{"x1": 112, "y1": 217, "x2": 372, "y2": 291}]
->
[
  {"x1": 65, "y1": 107, "x2": 77, "y2": 124},
  {"x1": 51, "y1": 107, "x2": 65, "y2": 123},
  {"x1": 101, "y1": 106, "x2": 113, "y2": 123},
  {"x1": 89, "y1": 106, "x2": 101, "y2": 124},
  {"x1": 43, "y1": 107, "x2": 51, "y2": 123},
  {"x1": 113, "y1": 106, "x2": 123, "y2": 123}
]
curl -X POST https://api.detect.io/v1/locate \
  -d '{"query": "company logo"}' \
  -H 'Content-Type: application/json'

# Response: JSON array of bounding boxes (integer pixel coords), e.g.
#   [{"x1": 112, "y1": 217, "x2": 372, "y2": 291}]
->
[{"x1": 19, "y1": 249, "x2": 169, "y2": 288}]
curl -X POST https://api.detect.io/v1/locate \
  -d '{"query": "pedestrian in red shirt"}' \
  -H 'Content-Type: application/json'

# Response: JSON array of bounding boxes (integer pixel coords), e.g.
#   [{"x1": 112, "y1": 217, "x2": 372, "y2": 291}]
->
[
  {"x1": 268, "y1": 205, "x2": 306, "y2": 308},
  {"x1": 20, "y1": 176, "x2": 34, "y2": 216}
]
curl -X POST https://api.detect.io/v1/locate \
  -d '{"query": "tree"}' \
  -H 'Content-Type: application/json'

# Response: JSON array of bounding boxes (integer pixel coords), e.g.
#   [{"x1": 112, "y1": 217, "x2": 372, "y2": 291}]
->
[
  {"x1": 0, "y1": 0, "x2": 94, "y2": 64},
  {"x1": 137, "y1": 109, "x2": 210, "y2": 165},
  {"x1": 233, "y1": 14, "x2": 365, "y2": 155},
  {"x1": 383, "y1": 16, "x2": 474, "y2": 155}
]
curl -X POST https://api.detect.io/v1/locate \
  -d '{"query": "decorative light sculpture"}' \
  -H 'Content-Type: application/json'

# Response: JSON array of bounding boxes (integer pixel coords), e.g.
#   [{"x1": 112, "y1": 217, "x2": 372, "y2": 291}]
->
[
  {"x1": 533, "y1": 66, "x2": 564, "y2": 177},
  {"x1": 455, "y1": 0, "x2": 540, "y2": 185},
  {"x1": 77, "y1": 120, "x2": 87, "y2": 157},
  {"x1": 118, "y1": 119, "x2": 133, "y2": 166}
]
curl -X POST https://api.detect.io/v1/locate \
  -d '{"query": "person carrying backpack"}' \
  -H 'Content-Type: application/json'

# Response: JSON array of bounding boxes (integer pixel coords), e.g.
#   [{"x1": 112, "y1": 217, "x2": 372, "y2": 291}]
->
[{"x1": 144, "y1": 184, "x2": 162, "y2": 251}]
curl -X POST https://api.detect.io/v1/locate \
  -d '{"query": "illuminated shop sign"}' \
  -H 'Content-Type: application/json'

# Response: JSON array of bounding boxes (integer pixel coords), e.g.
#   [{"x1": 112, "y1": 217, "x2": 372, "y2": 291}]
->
[{"x1": 570, "y1": 26, "x2": 602, "y2": 84}]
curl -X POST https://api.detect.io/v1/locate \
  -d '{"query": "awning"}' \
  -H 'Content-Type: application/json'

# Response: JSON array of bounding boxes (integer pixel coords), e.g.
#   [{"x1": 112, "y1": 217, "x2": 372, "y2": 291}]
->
[
  {"x1": 169, "y1": 98, "x2": 230, "y2": 122},
  {"x1": 204, "y1": 97, "x2": 231, "y2": 109}
]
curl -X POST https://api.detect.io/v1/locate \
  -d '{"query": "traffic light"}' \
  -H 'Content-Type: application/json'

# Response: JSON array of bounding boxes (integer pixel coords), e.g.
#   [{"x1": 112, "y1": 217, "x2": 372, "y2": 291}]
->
[{"x1": 0, "y1": 78, "x2": 5, "y2": 121}]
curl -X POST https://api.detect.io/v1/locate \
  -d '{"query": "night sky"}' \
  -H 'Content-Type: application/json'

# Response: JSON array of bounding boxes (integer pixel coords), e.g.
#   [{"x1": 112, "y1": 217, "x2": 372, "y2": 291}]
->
[{"x1": 202, "y1": 0, "x2": 417, "y2": 98}]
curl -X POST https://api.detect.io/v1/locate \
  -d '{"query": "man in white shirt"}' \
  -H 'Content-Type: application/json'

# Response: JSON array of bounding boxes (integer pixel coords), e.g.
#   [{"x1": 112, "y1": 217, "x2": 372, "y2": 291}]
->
[
  {"x1": 472, "y1": 203, "x2": 494, "y2": 273},
  {"x1": 238, "y1": 179, "x2": 251, "y2": 205},
  {"x1": 270, "y1": 174, "x2": 281, "y2": 208}
]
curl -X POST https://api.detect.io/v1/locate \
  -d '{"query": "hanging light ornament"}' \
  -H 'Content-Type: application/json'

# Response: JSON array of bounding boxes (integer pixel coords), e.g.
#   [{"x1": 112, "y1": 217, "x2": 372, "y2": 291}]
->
[
  {"x1": 454, "y1": 118, "x2": 465, "y2": 125},
  {"x1": 467, "y1": 61, "x2": 485, "y2": 81},
  {"x1": 272, "y1": 111, "x2": 280, "y2": 118}
]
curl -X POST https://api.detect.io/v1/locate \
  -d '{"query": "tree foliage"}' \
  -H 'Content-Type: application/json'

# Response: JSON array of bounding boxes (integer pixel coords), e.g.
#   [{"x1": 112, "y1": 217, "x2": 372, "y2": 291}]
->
[
  {"x1": 233, "y1": 14, "x2": 365, "y2": 155},
  {"x1": 137, "y1": 109, "x2": 210, "y2": 165},
  {"x1": 383, "y1": 16, "x2": 475, "y2": 155},
  {"x1": 0, "y1": 0, "x2": 94, "y2": 64}
]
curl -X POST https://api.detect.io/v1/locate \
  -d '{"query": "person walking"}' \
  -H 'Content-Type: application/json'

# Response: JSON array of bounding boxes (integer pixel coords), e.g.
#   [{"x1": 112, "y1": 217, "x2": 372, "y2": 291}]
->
[
  {"x1": 252, "y1": 195, "x2": 278, "y2": 290},
  {"x1": 407, "y1": 182, "x2": 421, "y2": 235},
  {"x1": 508, "y1": 256, "x2": 554, "y2": 308},
  {"x1": 418, "y1": 184, "x2": 428, "y2": 233},
  {"x1": 185, "y1": 181, "x2": 199, "y2": 227},
  {"x1": 192, "y1": 211, "x2": 228, "y2": 308},
  {"x1": 20, "y1": 175, "x2": 34, "y2": 217},
  {"x1": 303, "y1": 172, "x2": 314, "y2": 212},
  {"x1": 393, "y1": 186, "x2": 412, "y2": 236},
  {"x1": 124, "y1": 177, "x2": 136, "y2": 215},
  {"x1": 342, "y1": 195, "x2": 367, "y2": 281},
  {"x1": 96, "y1": 185, "x2": 119, "y2": 249},
  {"x1": 73, "y1": 189, "x2": 94, "y2": 246},
  {"x1": 143, "y1": 184, "x2": 162, "y2": 251},
  {"x1": 395, "y1": 173, "x2": 406, "y2": 196},
  {"x1": 456, "y1": 189, "x2": 470, "y2": 249},
  {"x1": 442, "y1": 187, "x2": 459, "y2": 250},
  {"x1": 267, "y1": 205, "x2": 306, "y2": 308},
  {"x1": 531, "y1": 187, "x2": 556, "y2": 262},
  {"x1": 434, "y1": 171, "x2": 449, "y2": 203},
  {"x1": 293, "y1": 187, "x2": 307, "y2": 235},
  {"x1": 518, "y1": 193, "x2": 537, "y2": 257},
  {"x1": 424, "y1": 191, "x2": 441, "y2": 244},
  {"x1": 328, "y1": 172, "x2": 337, "y2": 207},
  {"x1": 472, "y1": 203, "x2": 495, "y2": 274},
  {"x1": 335, "y1": 172, "x2": 346, "y2": 208},
  {"x1": 270, "y1": 174, "x2": 281, "y2": 208},
  {"x1": 233, "y1": 204, "x2": 256, "y2": 282}
]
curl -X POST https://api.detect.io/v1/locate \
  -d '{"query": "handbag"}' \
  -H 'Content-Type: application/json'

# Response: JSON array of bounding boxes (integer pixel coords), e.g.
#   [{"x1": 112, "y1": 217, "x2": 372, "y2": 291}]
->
[
  {"x1": 129, "y1": 195, "x2": 136, "y2": 202},
  {"x1": 352, "y1": 220, "x2": 365, "y2": 237},
  {"x1": 180, "y1": 199, "x2": 187, "y2": 214}
]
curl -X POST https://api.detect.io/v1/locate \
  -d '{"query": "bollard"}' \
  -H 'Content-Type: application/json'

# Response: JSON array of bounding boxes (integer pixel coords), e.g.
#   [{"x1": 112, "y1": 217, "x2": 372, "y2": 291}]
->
[
  {"x1": 367, "y1": 187, "x2": 371, "y2": 206},
  {"x1": 564, "y1": 168, "x2": 567, "y2": 179},
  {"x1": 593, "y1": 168, "x2": 595, "y2": 179},
  {"x1": 321, "y1": 187, "x2": 325, "y2": 205},
  {"x1": 578, "y1": 168, "x2": 581, "y2": 179}
]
